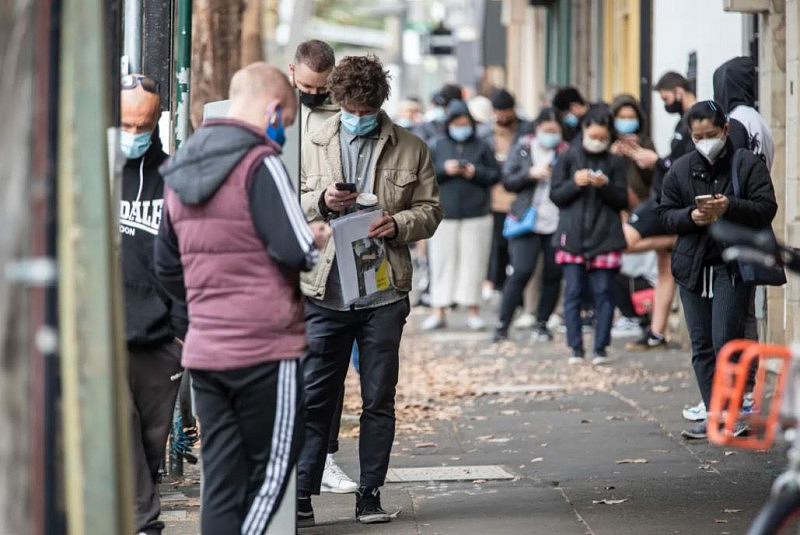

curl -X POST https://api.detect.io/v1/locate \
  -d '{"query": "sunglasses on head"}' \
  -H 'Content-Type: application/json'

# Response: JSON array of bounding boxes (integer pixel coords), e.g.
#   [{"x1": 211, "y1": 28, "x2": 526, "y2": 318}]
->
[{"x1": 121, "y1": 74, "x2": 160, "y2": 94}]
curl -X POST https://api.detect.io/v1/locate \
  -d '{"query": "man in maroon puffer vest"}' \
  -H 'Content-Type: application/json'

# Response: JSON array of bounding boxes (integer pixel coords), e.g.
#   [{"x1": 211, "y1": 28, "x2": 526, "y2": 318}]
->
[{"x1": 155, "y1": 63, "x2": 329, "y2": 535}]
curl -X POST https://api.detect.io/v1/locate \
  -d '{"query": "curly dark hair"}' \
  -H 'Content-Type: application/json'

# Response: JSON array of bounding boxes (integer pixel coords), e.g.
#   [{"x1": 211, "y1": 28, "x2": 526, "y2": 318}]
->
[{"x1": 328, "y1": 55, "x2": 391, "y2": 110}]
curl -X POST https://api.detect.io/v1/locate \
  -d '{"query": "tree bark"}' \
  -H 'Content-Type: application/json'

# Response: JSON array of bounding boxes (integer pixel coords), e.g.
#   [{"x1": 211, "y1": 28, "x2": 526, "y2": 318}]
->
[
  {"x1": 0, "y1": 0, "x2": 33, "y2": 530},
  {"x1": 191, "y1": 0, "x2": 264, "y2": 128}
]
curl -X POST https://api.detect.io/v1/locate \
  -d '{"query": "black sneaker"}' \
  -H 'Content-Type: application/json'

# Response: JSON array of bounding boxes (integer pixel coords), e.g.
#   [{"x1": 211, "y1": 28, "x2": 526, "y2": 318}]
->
[
  {"x1": 592, "y1": 348, "x2": 611, "y2": 366},
  {"x1": 356, "y1": 487, "x2": 392, "y2": 524},
  {"x1": 297, "y1": 497, "x2": 315, "y2": 528},
  {"x1": 626, "y1": 330, "x2": 667, "y2": 351},
  {"x1": 681, "y1": 421, "x2": 708, "y2": 440},
  {"x1": 492, "y1": 325, "x2": 509, "y2": 343},
  {"x1": 532, "y1": 322, "x2": 554, "y2": 342}
]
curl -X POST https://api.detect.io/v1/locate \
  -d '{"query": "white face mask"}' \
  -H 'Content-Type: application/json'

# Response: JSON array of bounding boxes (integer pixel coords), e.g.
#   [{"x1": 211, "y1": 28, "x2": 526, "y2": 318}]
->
[
  {"x1": 583, "y1": 137, "x2": 609, "y2": 154},
  {"x1": 695, "y1": 137, "x2": 726, "y2": 163}
]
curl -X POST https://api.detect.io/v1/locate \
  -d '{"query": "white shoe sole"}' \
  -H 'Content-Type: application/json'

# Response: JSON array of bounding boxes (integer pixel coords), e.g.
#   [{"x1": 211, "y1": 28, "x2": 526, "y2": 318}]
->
[
  {"x1": 358, "y1": 513, "x2": 392, "y2": 524},
  {"x1": 592, "y1": 357, "x2": 611, "y2": 366},
  {"x1": 320, "y1": 483, "x2": 358, "y2": 494}
]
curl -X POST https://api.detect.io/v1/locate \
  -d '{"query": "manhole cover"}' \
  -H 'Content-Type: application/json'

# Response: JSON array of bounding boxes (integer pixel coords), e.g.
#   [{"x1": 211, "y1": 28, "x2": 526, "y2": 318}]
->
[
  {"x1": 386, "y1": 465, "x2": 515, "y2": 483},
  {"x1": 477, "y1": 384, "x2": 566, "y2": 395}
]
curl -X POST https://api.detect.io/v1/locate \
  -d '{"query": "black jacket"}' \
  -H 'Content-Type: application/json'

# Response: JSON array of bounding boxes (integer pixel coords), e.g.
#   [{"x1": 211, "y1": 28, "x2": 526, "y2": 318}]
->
[
  {"x1": 658, "y1": 140, "x2": 777, "y2": 292},
  {"x1": 430, "y1": 131, "x2": 501, "y2": 220},
  {"x1": 502, "y1": 134, "x2": 568, "y2": 218},
  {"x1": 549, "y1": 145, "x2": 628, "y2": 257},
  {"x1": 120, "y1": 131, "x2": 187, "y2": 347}
]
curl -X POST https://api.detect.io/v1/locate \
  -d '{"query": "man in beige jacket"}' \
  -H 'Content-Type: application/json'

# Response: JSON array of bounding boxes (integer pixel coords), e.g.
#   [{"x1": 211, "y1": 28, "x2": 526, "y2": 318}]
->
[{"x1": 296, "y1": 54, "x2": 442, "y2": 527}]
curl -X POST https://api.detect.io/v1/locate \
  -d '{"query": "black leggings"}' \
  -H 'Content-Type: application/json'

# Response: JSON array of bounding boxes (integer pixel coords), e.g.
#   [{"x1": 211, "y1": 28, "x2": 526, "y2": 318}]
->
[{"x1": 498, "y1": 233, "x2": 562, "y2": 328}]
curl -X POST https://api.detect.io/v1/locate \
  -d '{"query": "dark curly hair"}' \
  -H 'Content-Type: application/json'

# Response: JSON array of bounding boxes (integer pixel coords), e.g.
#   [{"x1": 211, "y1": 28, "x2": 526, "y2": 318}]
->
[{"x1": 328, "y1": 55, "x2": 391, "y2": 110}]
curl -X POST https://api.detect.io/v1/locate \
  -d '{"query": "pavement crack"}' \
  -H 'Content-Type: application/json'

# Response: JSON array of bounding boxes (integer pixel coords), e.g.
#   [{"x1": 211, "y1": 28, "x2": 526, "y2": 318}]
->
[
  {"x1": 408, "y1": 489, "x2": 422, "y2": 535},
  {"x1": 556, "y1": 487, "x2": 597, "y2": 535},
  {"x1": 603, "y1": 388, "x2": 728, "y2": 480}
]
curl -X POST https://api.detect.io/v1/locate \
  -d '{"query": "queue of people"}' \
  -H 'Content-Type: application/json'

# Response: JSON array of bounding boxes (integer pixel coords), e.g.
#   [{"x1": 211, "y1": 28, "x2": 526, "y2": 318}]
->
[{"x1": 116, "y1": 34, "x2": 780, "y2": 532}]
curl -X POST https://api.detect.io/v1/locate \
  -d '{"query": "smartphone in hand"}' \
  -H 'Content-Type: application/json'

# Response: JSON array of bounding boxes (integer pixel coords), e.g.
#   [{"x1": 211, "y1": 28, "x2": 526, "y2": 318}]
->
[
  {"x1": 695, "y1": 194, "x2": 715, "y2": 209},
  {"x1": 335, "y1": 182, "x2": 357, "y2": 193}
]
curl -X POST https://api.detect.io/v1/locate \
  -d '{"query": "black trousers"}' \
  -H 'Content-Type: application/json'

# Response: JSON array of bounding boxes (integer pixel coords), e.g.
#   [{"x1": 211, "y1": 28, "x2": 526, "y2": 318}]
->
[
  {"x1": 487, "y1": 212, "x2": 510, "y2": 288},
  {"x1": 679, "y1": 266, "x2": 751, "y2": 409},
  {"x1": 128, "y1": 341, "x2": 182, "y2": 535},
  {"x1": 298, "y1": 298, "x2": 410, "y2": 495},
  {"x1": 328, "y1": 387, "x2": 344, "y2": 454},
  {"x1": 498, "y1": 233, "x2": 561, "y2": 328},
  {"x1": 191, "y1": 359, "x2": 303, "y2": 535}
]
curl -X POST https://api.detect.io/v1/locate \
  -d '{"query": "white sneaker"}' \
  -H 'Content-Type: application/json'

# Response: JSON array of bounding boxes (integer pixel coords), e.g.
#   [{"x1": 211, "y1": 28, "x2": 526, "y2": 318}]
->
[
  {"x1": 420, "y1": 314, "x2": 445, "y2": 331},
  {"x1": 568, "y1": 356, "x2": 585, "y2": 365},
  {"x1": 610, "y1": 317, "x2": 643, "y2": 338},
  {"x1": 466, "y1": 315, "x2": 486, "y2": 331},
  {"x1": 321, "y1": 455, "x2": 358, "y2": 494},
  {"x1": 513, "y1": 313, "x2": 537, "y2": 329},
  {"x1": 682, "y1": 401, "x2": 707, "y2": 422},
  {"x1": 592, "y1": 356, "x2": 611, "y2": 366}
]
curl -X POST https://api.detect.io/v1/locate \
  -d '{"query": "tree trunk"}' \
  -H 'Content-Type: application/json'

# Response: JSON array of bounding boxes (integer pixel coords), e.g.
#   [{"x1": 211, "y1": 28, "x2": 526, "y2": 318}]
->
[
  {"x1": 0, "y1": 0, "x2": 33, "y2": 530},
  {"x1": 191, "y1": 0, "x2": 264, "y2": 128}
]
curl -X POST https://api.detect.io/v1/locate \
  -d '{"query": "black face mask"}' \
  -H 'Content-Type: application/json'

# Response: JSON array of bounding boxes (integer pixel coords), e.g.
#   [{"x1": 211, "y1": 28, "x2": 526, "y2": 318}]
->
[
  {"x1": 299, "y1": 90, "x2": 329, "y2": 109},
  {"x1": 664, "y1": 97, "x2": 683, "y2": 115}
]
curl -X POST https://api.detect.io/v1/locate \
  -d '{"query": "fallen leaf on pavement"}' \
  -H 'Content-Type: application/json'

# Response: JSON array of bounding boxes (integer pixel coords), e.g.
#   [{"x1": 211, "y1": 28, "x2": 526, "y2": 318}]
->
[
  {"x1": 616, "y1": 459, "x2": 648, "y2": 464},
  {"x1": 715, "y1": 519, "x2": 729, "y2": 524},
  {"x1": 592, "y1": 498, "x2": 628, "y2": 505},
  {"x1": 477, "y1": 435, "x2": 494, "y2": 441},
  {"x1": 414, "y1": 442, "x2": 436, "y2": 448},
  {"x1": 652, "y1": 385, "x2": 671, "y2": 393},
  {"x1": 531, "y1": 457, "x2": 544, "y2": 463},
  {"x1": 724, "y1": 509, "x2": 743, "y2": 514},
  {"x1": 724, "y1": 451, "x2": 737, "y2": 457},
  {"x1": 487, "y1": 437, "x2": 511, "y2": 443}
]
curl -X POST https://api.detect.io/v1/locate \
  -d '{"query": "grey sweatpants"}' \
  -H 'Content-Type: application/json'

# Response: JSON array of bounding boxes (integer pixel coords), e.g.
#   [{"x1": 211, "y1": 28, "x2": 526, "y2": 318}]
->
[{"x1": 128, "y1": 341, "x2": 183, "y2": 535}]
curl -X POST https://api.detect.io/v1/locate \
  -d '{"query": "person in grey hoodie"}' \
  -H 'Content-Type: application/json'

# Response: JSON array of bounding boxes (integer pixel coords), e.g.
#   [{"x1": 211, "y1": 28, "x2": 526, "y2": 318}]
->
[{"x1": 155, "y1": 63, "x2": 329, "y2": 534}]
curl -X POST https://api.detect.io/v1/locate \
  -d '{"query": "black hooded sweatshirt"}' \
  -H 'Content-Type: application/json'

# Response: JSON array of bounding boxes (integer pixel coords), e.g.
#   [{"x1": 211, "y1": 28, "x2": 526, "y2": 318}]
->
[{"x1": 120, "y1": 129, "x2": 188, "y2": 347}]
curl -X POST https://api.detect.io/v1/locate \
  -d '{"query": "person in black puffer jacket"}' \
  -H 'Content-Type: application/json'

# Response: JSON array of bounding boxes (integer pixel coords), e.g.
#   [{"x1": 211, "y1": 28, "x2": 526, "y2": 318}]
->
[
  {"x1": 422, "y1": 99, "x2": 501, "y2": 331},
  {"x1": 550, "y1": 107, "x2": 628, "y2": 364},
  {"x1": 658, "y1": 101, "x2": 777, "y2": 440},
  {"x1": 492, "y1": 107, "x2": 569, "y2": 342}
]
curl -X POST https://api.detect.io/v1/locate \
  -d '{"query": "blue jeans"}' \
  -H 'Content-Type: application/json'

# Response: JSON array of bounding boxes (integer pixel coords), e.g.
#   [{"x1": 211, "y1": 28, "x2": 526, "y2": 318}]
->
[{"x1": 562, "y1": 264, "x2": 617, "y2": 354}]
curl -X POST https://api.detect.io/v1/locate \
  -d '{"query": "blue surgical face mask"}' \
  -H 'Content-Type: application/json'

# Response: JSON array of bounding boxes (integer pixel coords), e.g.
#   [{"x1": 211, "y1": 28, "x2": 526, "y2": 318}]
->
[
  {"x1": 341, "y1": 111, "x2": 379, "y2": 136},
  {"x1": 615, "y1": 118, "x2": 640, "y2": 135},
  {"x1": 448, "y1": 125, "x2": 473, "y2": 142},
  {"x1": 266, "y1": 105, "x2": 286, "y2": 147},
  {"x1": 564, "y1": 113, "x2": 580, "y2": 128},
  {"x1": 120, "y1": 130, "x2": 153, "y2": 160},
  {"x1": 536, "y1": 132, "x2": 562, "y2": 149},
  {"x1": 431, "y1": 107, "x2": 447, "y2": 122}
]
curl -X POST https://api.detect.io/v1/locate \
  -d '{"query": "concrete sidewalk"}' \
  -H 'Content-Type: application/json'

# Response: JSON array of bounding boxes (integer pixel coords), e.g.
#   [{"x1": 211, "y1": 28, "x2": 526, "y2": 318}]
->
[{"x1": 163, "y1": 307, "x2": 783, "y2": 534}]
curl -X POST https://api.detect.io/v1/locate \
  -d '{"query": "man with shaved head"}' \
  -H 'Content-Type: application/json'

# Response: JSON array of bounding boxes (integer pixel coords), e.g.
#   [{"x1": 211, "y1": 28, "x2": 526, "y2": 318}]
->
[
  {"x1": 118, "y1": 74, "x2": 186, "y2": 535},
  {"x1": 156, "y1": 62, "x2": 329, "y2": 534}
]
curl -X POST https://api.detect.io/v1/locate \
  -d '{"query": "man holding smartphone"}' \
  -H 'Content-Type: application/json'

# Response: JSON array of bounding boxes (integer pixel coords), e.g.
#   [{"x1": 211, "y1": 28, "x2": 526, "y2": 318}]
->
[{"x1": 297, "y1": 54, "x2": 442, "y2": 526}]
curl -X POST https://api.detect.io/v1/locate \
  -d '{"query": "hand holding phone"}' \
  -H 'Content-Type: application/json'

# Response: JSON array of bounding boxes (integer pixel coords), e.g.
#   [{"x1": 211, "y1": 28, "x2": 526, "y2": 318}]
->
[{"x1": 335, "y1": 182, "x2": 357, "y2": 193}]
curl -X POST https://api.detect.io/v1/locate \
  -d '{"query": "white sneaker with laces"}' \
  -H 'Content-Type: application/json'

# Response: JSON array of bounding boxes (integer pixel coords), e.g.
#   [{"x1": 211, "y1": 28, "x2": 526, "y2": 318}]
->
[
  {"x1": 466, "y1": 315, "x2": 486, "y2": 331},
  {"x1": 610, "y1": 317, "x2": 643, "y2": 338},
  {"x1": 321, "y1": 455, "x2": 358, "y2": 494},
  {"x1": 513, "y1": 313, "x2": 537, "y2": 329},
  {"x1": 420, "y1": 314, "x2": 445, "y2": 331},
  {"x1": 682, "y1": 401, "x2": 707, "y2": 422}
]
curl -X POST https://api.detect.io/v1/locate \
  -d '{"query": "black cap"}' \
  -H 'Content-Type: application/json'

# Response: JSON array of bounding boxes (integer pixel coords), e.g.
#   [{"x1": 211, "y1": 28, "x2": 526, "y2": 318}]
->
[{"x1": 490, "y1": 89, "x2": 515, "y2": 110}]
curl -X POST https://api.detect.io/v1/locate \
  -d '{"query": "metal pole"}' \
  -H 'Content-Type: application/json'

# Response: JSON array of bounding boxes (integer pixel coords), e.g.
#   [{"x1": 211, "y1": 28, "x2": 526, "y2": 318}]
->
[
  {"x1": 123, "y1": 0, "x2": 142, "y2": 73},
  {"x1": 169, "y1": 0, "x2": 192, "y2": 478},
  {"x1": 58, "y1": 0, "x2": 135, "y2": 527},
  {"x1": 174, "y1": 0, "x2": 192, "y2": 148}
]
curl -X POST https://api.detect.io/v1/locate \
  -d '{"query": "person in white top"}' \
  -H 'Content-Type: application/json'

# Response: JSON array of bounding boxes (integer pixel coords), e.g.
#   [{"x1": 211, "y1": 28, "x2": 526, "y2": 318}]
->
[{"x1": 713, "y1": 56, "x2": 775, "y2": 170}]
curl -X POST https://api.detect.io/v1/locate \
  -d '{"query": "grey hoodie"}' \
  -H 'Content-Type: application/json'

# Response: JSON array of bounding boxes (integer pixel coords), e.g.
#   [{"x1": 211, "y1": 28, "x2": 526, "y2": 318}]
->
[{"x1": 159, "y1": 119, "x2": 271, "y2": 205}]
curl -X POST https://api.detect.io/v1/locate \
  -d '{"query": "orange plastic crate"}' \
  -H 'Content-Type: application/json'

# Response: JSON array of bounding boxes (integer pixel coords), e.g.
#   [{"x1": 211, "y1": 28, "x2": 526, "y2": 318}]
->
[{"x1": 707, "y1": 340, "x2": 792, "y2": 450}]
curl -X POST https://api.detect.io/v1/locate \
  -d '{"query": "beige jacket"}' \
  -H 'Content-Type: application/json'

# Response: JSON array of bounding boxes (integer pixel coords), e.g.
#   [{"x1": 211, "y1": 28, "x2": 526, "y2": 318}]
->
[
  {"x1": 301, "y1": 101, "x2": 340, "y2": 136},
  {"x1": 300, "y1": 111, "x2": 443, "y2": 300}
]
